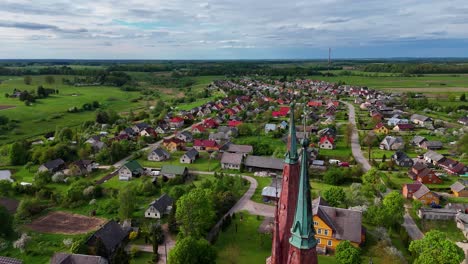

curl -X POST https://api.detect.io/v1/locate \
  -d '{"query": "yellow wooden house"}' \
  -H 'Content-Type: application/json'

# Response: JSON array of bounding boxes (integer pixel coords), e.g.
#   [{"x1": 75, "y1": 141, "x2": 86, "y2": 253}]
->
[
  {"x1": 451, "y1": 181, "x2": 468, "y2": 197},
  {"x1": 373, "y1": 123, "x2": 389, "y2": 135},
  {"x1": 413, "y1": 184, "x2": 439, "y2": 205},
  {"x1": 312, "y1": 197, "x2": 365, "y2": 253}
]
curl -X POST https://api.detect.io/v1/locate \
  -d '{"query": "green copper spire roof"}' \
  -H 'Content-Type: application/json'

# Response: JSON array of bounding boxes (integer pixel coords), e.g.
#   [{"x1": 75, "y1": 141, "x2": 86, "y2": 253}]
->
[
  {"x1": 284, "y1": 103, "x2": 299, "y2": 164},
  {"x1": 289, "y1": 138, "x2": 317, "y2": 249}
]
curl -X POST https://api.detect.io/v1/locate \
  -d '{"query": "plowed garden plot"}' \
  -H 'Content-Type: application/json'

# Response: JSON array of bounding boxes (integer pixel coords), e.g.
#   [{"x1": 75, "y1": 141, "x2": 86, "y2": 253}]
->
[
  {"x1": 0, "y1": 105, "x2": 15, "y2": 110},
  {"x1": 27, "y1": 211, "x2": 106, "y2": 234}
]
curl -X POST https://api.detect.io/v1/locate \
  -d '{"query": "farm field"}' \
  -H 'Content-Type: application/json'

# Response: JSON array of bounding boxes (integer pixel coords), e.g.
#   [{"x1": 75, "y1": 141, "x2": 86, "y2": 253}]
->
[
  {"x1": 313, "y1": 73, "x2": 468, "y2": 91},
  {"x1": 26, "y1": 211, "x2": 106, "y2": 234}
]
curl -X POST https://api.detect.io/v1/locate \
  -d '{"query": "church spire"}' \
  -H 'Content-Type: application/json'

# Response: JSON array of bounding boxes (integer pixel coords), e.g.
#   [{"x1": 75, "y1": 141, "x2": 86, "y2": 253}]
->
[
  {"x1": 289, "y1": 138, "x2": 317, "y2": 249},
  {"x1": 285, "y1": 103, "x2": 298, "y2": 164}
]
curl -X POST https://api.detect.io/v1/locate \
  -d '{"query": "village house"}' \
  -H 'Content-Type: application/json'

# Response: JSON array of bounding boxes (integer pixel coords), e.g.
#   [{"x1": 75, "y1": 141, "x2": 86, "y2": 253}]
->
[
  {"x1": 139, "y1": 127, "x2": 157, "y2": 138},
  {"x1": 118, "y1": 160, "x2": 144, "y2": 181},
  {"x1": 413, "y1": 184, "x2": 440, "y2": 205},
  {"x1": 408, "y1": 162, "x2": 442, "y2": 184},
  {"x1": 51, "y1": 253, "x2": 107, "y2": 264},
  {"x1": 379, "y1": 136, "x2": 404, "y2": 150},
  {"x1": 319, "y1": 136, "x2": 335, "y2": 149},
  {"x1": 312, "y1": 197, "x2": 365, "y2": 253},
  {"x1": 132, "y1": 122, "x2": 150, "y2": 134},
  {"x1": 145, "y1": 194, "x2": 174, "y2": 219},
  {"x1": 411, "y1": 136, "x2": 427, "y2": 147},
  {"x1": 420, "y1": 140, "x2": 443, "y2": 150},
  {"x1": 209, "y1": 132, "x2": 230, "y2": 142},
  {"x1": 155, "y1": 123, "x2": 170, "y2": 134},
  {"x1": 191, "y1": 124, "x2": 206, "y2": 134},
  {"x1": 423, "y1": 150, "x2": 445, "y2": 165},
  {"x1": 402, "y1": 182, "x2": 423, "y2": 199},
  {"x1": 438, "y1": 158, "x2": 468, "y2": 175},
  {"x1": 0, "y1": 170, "x2": 13, "y2": 182},
  {"x1": 458, "y1": 116, "x2": 468, "y2": 126},
  {"x1": 69, "y1": 160, "x2": 97, "y2": 176},
  {"x1": 169, "y1": 117, "x2": 184, "y2": 129},
  {"x1": 176, "y1": 131, "x2": 193, "y2": 143},
  {"x1": 387, "y1": 117, "x2": 409, "y2": 126},
  {"x1": 451, "y1": 181, "x2": 468, "y2": 197},
  {"x1": 265, "y1": 123, "x2": 277, "y2": 133},
  {"x1": 410, "y1": 114, "x2": 433, "y2": 127},
  {"x1": 220, "y1": 152, "x2": 244, "y2": 170},
  {"x1": 262, "y1": 178, "x2": 282, "y2": 202},
  {"x1": 193, "y1": 139, "x2": 219, "y2": 151},
  {"x1": 85, "y1": 220, "x2": 131, "y2": 259},
  {"x1": 218, "y1": 126, "x2": 239, "y2": 137},
  {"x1": 160, "y1": 165, "x2": 188, "y2": 179},
  {"x1": 38, "y1": 159, "x2": 66, "y2": 173},
  {"x1": 393, "y1": 123, "x2": 414, "y2": 132},
  {"x1": 392, "y1": 151, "x2": 414, "y2": 167},
  {"x1": 180, "y1": 148, "x2": 199, "y2": 164},
  {"x1": 373, "y1": 123, "x2": 389, "y2": 134},
  {"x1": 162, "y1": 138, "x2": 184, "y2": 152},
  {"x1": 147, "y1": 148, "x2": 171, "y2": 162},
  {"x1": 244, "y1": 155, "x2": 284, "y2": 173},
  {"x1": 226, "y1": 144, "x2": 253, "y2": 155}
]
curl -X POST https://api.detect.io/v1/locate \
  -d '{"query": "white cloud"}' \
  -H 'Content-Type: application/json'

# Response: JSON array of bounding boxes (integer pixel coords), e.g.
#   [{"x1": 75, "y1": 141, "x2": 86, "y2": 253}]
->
[{"x1": 0, "y1": 0, "x2": 467, "y2": 58}]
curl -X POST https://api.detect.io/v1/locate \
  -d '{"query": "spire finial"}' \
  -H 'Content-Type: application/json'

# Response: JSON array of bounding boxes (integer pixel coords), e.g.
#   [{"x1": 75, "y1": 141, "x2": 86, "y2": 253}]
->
[{"x1": 285, "y1": 102, "x2": 298, "y2": 164}]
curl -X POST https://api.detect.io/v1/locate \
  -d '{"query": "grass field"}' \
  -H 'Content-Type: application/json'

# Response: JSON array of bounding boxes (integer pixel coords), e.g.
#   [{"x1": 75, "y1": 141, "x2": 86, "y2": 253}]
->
[
  {"x1": 313, "y1": 74, "x2": 468, "y2": 90},
  {"x1": 0, "y1": 75, "x2": 142, "y2": 144}
]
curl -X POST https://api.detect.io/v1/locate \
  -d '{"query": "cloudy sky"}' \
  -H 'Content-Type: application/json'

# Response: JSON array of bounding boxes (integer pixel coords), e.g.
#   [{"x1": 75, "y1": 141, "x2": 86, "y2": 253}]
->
[{"x1": 1, "y1": 0, "x2": 468, "y2": 59}]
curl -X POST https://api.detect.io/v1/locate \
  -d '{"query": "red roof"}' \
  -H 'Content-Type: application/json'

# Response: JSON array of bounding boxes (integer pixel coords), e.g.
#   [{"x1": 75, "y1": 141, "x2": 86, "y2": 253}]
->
[
  {"x1": 203, "y1": 118, "x2": 218, "y2": 128},
  {"x1": 307, "y1": 101, "x2": 323, "y2": 107},
  {"x1": 228, "y1": 120, "x2": 243, "y2": 127},
  {"x1": 192, "y1": 124, "x2": 206, "y2": 132},
  {"x1": 319, "y1": 136, "x2": 334, "y2": 145},
  {"x1": 279, "y1": 107, "x2": 290, "y2": 115},
  {"x1": 194, "y1": 139, "x2": 218, "y2": 148},
  {"x1": 404, "y1": 182, "x2": 423, "y2": 192},
  {"x1": 395, "y1": 124, "x2": 414, "y2": 130},
  {"x1": 170, "y1": 117, "x2": 184, "y2": 123}
]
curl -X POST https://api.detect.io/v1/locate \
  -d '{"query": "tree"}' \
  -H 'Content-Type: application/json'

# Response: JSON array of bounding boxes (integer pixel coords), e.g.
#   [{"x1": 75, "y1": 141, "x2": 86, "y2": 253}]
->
[
  {"x1": 168, "y1": 237, "x2": 216, "y2": 264},
  {"x1": 45, "y1": 75, "x2": 55, "y2": 86},
  {"x1": 96, "y1": 110, "x2": 110, "y2": 124},
  {"x1": 409, "y1": 230, "x2": 464, "y2": 264},
  {"x1": 323, "y1": 167, "x2": 345, "y2": 185},
  {"x1": 461, "y1": 93, "x2": 466, "y2": 102},
  {"x1": 118, "y1": 187, "x2": 136, "y2": 220},
  {"x1": 335, "y1": 240, "x2": 361, "y2": 264},
  {"x1": 361, "y1": 168, "x2": 382, "y2": 186},
  {"x1": 9, "y1": 141, "x2": 29, "y2": 165},
  {"x1": 111, "y1": 246, "x2": 130, "y2": 264},
  {"x1": 237, "y1": 123, "x2": 252, "y2": 136},
  {"x1": 344, "y1": 123, "x2": 353, "y2": 147},
  {"x1": 57, "y1": 127, "x2": 73, "y2": 142},
  {"x1": 176, "y1": 188, "x2": 215, "y2": 237},
  {"x1": 24, "y1": 76, "x2": 32, "y2": 85},
  {"x1": 322, "y1": 186, "x2": 346, "y2": 208},
  {"x1": 0, "y1": 205, "x2": 14, "y2": 238},
  {"x1": 363, "y1": 131, "x2": 377, "y2": 160},
  {"x1": 382, "y1": 191, "x2": 405, "y2": 227}
]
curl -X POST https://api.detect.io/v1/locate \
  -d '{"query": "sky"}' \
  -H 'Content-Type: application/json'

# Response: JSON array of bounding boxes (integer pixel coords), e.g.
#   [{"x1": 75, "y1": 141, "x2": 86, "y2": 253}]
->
[{"x1": 1, "y1": 0, "x2": 468, "y2": 59}]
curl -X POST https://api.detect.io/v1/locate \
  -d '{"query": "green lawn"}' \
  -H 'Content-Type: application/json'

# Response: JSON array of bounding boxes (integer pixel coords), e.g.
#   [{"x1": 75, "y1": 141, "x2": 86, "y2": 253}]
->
[
  {"x1": 420, "y1": 220, "x2": 465, "y2": 242},
  {"x1": 214, "y1": 211, "x2": 336, "y2": 264},
  {"x1": 131, "y1": 252, "x2": 154, "y2": 264},
  {"x1": 0, "y1": 75, "x2": 142, "y2": 144}
]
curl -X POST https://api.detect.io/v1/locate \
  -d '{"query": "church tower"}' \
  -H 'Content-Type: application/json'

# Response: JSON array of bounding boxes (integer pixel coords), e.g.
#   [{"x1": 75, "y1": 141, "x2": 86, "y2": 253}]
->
[
  {"x1": 268, "y1": 103, "x2": 301, "y2": 264},
  {"x1": 287, "y1": 138, "x2": 318, "y2": 263}
]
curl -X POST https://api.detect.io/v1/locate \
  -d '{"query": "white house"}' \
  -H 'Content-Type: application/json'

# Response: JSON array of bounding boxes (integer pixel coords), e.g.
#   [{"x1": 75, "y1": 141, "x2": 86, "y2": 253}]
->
[
  {"x1": 145, "y1": 194, "x2": 174, "y2": 219},
  {"x1": 118, "y1": 160, "x2": 144, "y2": 181},
  {"x1": 0, "y1": 170, "x2": 13, "y2": 182}
]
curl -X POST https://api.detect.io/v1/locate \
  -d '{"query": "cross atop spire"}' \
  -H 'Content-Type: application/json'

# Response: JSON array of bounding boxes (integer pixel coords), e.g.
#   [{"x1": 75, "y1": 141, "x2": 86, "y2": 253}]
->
[
  {"x1": 285, "y1": 103, "x2": 298, "y2": 164},
  {"x1": 289, "y1": 138, "x2": 317, "y2": 249}
]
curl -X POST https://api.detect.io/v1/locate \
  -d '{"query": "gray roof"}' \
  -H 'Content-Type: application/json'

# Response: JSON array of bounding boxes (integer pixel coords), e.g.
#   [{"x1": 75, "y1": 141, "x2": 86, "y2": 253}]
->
[
  {"x1": 413, "y1": 184, "x2": 431, "y2": 199},
  {"x1": 227, "y1": 144, "x2": 253, "y2": 154},
  {"x1": 86, "y1": 220, "x2": 131, "y2": 255},
  {"x1": 245, "y1": 155, "x2": 283, "y2": 170},
  {"x1": 42, "y1": 159, "x2": 65, "y2": 170},
  {"x1": 411, "y1": 136, "x2": 427, "y2": 145},
  {"x1": 51, "y1": 253, "x2": 107, "y2": 264},
  {"x1": 410, "y1": 113, "x2": 431, "y2": 122},
  {"x1": 424, "y1": 150, "x2": 445, "y2": 162},
  {"x1": 0, "y1": 170, "x2": 12, "y2": 182},
  {"x1": 0, "y1": 256, "x2": 22, "y2": 264},
  {"x1": 183, "y1": 148, "x2": 199, "y2": 160},
  {"x1": 261, "y1": 186, "x2": 280, "y2": 198},
  {"x1": 149, "y1": 194, "x2": 174, "y2": 213},
  {"x1": 312, "y1": 197, "x2": 363, "y2": 243},
  {"x1": 451, "y1": 181, "x2": 466, "y2": 193},
  {"x1": 423, "y1": 141, "x2": 443, "y2": 148},
  {"x1": 221, "y1": 152, "x2": 243, "y2": 165},
  {"x1": 151, "y1": 148, "x2": 170, "y2": 158}
]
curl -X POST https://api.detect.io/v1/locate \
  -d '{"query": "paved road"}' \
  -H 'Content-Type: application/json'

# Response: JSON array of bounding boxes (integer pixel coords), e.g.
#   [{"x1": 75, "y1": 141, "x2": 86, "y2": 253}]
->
[
  {"x1": 402, "y1": 207, "x2": 424, "y2": 240},
  {"x1": 341, "y1": 101, "x2": 371, "y2": 172}
]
